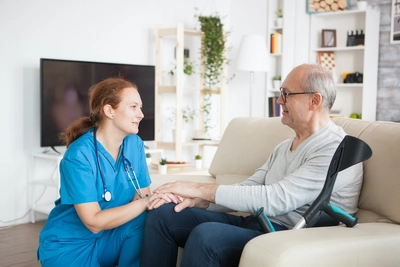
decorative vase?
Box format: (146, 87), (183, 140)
(357, 1), (368, 10)
(158, 164), (167, 174)
(195, 159), (203, 169)
(273, 80), (281, 91)
(275, 18), (283, 28)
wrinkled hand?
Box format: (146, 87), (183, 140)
(146, 192), (183, 210)
(155, 180), (218, 204)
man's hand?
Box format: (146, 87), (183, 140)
(154, 180), (218, 203)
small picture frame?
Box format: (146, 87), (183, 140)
(390, 0), (400, 43)
(321, 29), (337, 48)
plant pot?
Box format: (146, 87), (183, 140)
(158, 164), (167, 174)
(275, 18), (283, 28)
(195, 159), (203, 169)
(357, 1), (367, 10)
(273, 80), (281, 90)
(146, 157), (152, 165)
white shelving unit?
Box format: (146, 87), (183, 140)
(265, 0), (299, 117)
(155, 23), (225, 161)
(309, 9), (380, 121)
(30, 152), (62, 223)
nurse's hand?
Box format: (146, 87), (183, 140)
(147, 192), (183, 210)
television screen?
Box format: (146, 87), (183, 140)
(40, 58), (155, 147)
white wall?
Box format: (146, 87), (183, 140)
(0, 0), (267, 226)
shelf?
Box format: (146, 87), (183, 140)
(158, 27), (202, 37)
(312, 46), (364, 52)
(158, 86), (202, 94)
(311, 9), (366, 17)
(155, 23), (227, 161)
(309, 8), (380, 121)
(336, 83), (363, 88)
(30, 152), (61, 223)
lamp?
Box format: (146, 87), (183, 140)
(236, 35), (270, 116)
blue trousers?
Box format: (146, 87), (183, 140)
(40, 212), (146, 267)
(140, 203), (287, 267)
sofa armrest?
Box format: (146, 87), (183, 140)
(239, 223), (400, 267)
(150, 174), (216, 191)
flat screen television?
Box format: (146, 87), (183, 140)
(40, 58), (155, 148)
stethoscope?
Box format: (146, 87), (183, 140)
(93, 128), (143, 202)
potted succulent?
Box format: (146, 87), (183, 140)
(158, 157), (168, 174)
(194, 154), (203, 169)
(275, 8), (283, 28)
(145, 153), (152, 165)
(272, 75), (282, 90)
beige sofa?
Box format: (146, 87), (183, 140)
(151, 117), (400, 266)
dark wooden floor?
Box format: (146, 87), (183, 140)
(0, 220), (45, 267)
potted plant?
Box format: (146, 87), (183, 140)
(168, 106), (198, 142)
(272, 75), (281, 90)
(275, 8), (283, 28)
(167, 57), (196, 86)
(357, 0), (368, 10)
(197, 14), (229, 137)
(145, 153), (152, 165)
(194, 154), (203, 169)
(158, 157), (168, 174)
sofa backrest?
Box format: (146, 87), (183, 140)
(332, 118), (400, 224)
(209, 117), (294, 184)
(210, 117), (400, 225)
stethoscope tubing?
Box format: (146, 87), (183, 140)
(93, 128), (143, 201)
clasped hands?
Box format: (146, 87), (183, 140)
(147, 180), (216, 212)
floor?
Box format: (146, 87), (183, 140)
(0, 220), (45, 267)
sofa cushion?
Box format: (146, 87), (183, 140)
(239, 223), (400, 267)
(333, 118), (400, 224)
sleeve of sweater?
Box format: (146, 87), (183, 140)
(214, 125), (346, 217)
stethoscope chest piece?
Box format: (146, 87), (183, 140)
(103, 190), (112, 202)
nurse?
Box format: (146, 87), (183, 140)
(37, 77), (176, 267)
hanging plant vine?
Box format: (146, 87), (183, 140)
(197, 14), (228, 134)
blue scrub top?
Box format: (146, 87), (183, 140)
(38, 129), (151, 261)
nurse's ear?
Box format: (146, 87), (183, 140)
(103, 105), (115, 119)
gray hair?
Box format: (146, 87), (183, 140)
(300, 64), (336, 112)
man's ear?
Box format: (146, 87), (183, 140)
(310, 93), (323, 111)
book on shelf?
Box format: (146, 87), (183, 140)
(268, 97), (281, 117)
(329, 109), (341, 118)
(270, 32), (282, 54)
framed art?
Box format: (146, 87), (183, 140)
(321, 29), (337, 47)
(391, 0), (400, 43)
(306, 0), (350, 14)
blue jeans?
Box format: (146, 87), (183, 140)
(140, 203), (287, 267)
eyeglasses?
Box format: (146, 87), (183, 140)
(279, 87), (315, 103)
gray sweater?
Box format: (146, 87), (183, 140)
(214, 120), (363, 229)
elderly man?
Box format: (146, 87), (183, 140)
(140, 64), (363, 267)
